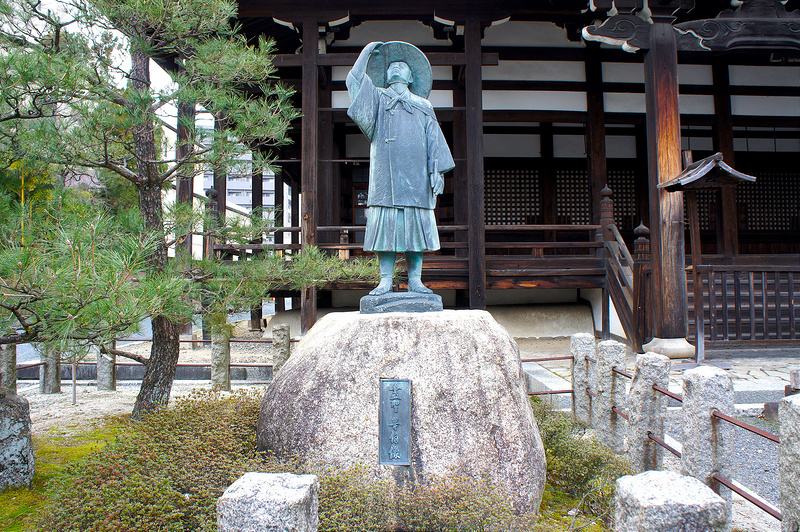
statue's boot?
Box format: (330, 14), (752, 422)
(369, 252), (396, 295)
(406, 251), (432, 293)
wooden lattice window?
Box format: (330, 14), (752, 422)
(556, 168), (590, 225)
(735, 170), (800, 231)
(484, 168), (540, 225)
(607, 167), (638, 231)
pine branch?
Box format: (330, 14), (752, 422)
(100, 344), (148, 366)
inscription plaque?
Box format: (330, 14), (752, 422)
(378, 378), (412, 466)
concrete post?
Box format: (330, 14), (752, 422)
(39, 347), (61, 394)
(681, 366), (734, 528)
(1, 343), (17, 393)
(211, 332), (231, 391)
(780, 395), (800, 532)
(593, 339), (627, 453)
(97, 343), (116, 391)
(272, 324), (291, 373)
(571, 333), (595, 425)
(626, 352), (670, 472)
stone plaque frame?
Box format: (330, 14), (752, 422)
(378, 378), (412, 466)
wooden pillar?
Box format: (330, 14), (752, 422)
(213, 116), (227, 220)
(540, 122), (556, 225)
(465, 19), (486, 309)
(644, 24), (687, 340)
(250, 149), (264, 331)
(176, 101), (195, 254)
(712, 61), (738, 258)
(319, 67), (334, 243)
(453, 65), (469, 260)
(300, 18), (319, 332)
(585, 47), (607, 225)
(635, 123), (650, 226)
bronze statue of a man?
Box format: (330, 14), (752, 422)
(347, 41), (455, 295)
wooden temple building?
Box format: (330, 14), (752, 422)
(200, 0), (800, 351)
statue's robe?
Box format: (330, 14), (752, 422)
(347, 72), (455, 252)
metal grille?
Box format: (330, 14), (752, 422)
(484, 168), (540, 225)
(556, 168), (590, 225)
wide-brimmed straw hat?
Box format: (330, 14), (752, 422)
(365, 41), (433, 99)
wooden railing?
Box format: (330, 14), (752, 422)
(688, 260), (800, 346)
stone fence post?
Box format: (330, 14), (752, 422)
(781, 395), (800, 532)
(681, 366), (734, 528)
(218, 472), (318, 532)
(272, 324), (291, 373)
(625, 352), (670, 472)
(593, 339), (627, 453)
(212, 330), (232, 391)
(1, 343), (16, 393)
(570, 333), (595, 425)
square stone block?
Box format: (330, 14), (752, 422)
(615, 470), (728, 532)
(218, 472), (318, 532)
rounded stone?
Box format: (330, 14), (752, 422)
(256, 310), (546, 514)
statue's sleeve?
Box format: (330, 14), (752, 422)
(426, 116), (455, 175)
(346, 71), (380, 142)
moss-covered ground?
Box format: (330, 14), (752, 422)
(2, 393), (624, 531)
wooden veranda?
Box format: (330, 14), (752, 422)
(191, 0), (800, 350)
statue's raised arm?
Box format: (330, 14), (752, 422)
(346, 41), (455, 309)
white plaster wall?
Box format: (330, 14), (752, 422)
(677, 64), (713, 85)
(332, 20), (442, 47)
(731, 95), (800, 117)
(602, 62), (644, 84)
(606, 136), (637, 159)
(484, 134), (540, 157)
(678, 94), (714, 115)
(483, 90), (587, 111)
(332, 65), (451, 81)
(483, 61), (585, 81)
(553, 135), (586, 158)
(729, 65), (800, 86)
(332, 89), (452, 108)
(579, 288), (625, 338)
(604, 92), (646, 113)
(482, 21), (583, 48)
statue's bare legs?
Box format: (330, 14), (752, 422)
(370, 252), (396, 295)
(406, 251), (432, 293)
(369, 251), (432, 295)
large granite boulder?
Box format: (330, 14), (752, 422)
(0, 390), (35, 490)
(257, 310), (546, 514)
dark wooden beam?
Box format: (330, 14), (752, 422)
(585, 47), (606, 225)
(213, 116), (227, 220)
(539, 122), (556, 225)
(712, 61), (738, 258)
(465, 19), (486, 309)
(272, 52), (499, 67)
(644, 23), (687, 340)
(300, 18), (318, 333)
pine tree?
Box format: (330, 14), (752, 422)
(0, 0), (375, 418)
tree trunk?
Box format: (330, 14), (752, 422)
(128, 46), (182, 420)
(0, 343), (17, 393)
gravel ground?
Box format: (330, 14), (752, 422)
(665, 410), (781, 532)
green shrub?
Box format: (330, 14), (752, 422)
(530, 398), (631, 519)
(32, 391), (616, 532)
